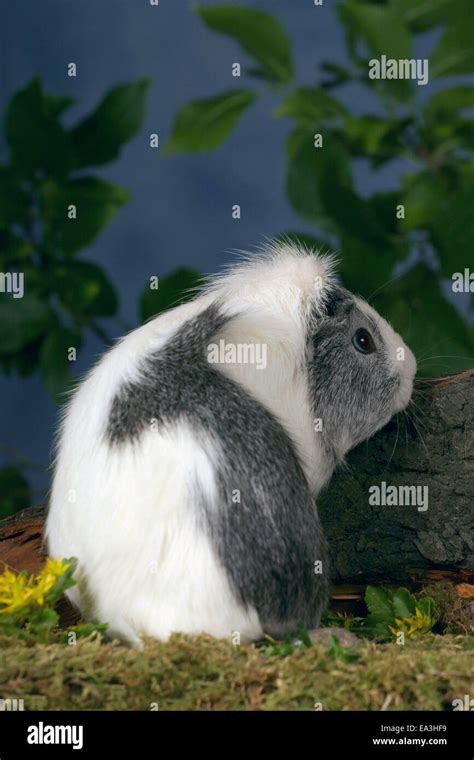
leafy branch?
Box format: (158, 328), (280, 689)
(167, 0), (474, 377)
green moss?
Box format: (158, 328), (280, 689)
(0, 632), (472, 711)
(418, 582), (474, 634)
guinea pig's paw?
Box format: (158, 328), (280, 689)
(106, 622), (144, 650)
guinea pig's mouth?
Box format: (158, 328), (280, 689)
(393, 373), (416, 414)
(390, 344), (417, 414)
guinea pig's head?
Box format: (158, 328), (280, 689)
(307, 285), (417, 461)
(203, 241), (416, 468)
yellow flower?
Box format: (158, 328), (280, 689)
(0, 559), (71, 616)
(0, 568), (32, 614)
(33, 558), (71, 606)
(389, 607), (434, 639)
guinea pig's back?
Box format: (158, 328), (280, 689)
(46, 298), (327, 644)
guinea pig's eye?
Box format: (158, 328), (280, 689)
(352, 327), (376, 355)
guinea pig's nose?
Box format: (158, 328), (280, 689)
(393, 334), (417, 379)
(403, 343), (417, 379)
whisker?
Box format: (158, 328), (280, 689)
(408, 406), (430, 439)
(417, 354), (473, 364)
(401, 410), (409, 450)
(381, 413), (400, 475)
(412, 388), (433, 404)
(415, 343), (442, 363)
(405, 405), (432, 471)
(366, 271), (406, 303)
(412, 387), (431, 402)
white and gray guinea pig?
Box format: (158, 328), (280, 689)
(46, 242), (417, 646)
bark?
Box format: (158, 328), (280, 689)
(319, 369), (474, 590)
(0, 505), (79, 626)
(0, 370), (473, 621)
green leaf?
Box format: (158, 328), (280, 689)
(5, 78), (75, 179)
(44, 93), (75, 118)
(417, 596), (436, 618)
(287, 129), (390, 246)
(367, 190), (402, 236)
(47, 558), (78, 601)
(430, 184), (474, 275)
(0, 166), (31, 228)
(320, 62), (352, 87)
(165, 90), (256, 154)
(0, 339), (42, 377)
(339, 2), (412, 100)
(392, 588), (417, 618)
(52, 260), (118, 318)
(0, 467), (31, 519)
(71, 79), (150, 167)
(39, 326), (81, 403)
(390, 0), (469, 32)
(401, 172), (446, 230)
(365, 586), (394, 622)
(342, 116), (412, 166)
(297, 627), (313, 649)
(338, 192), (407, 298)
(451, 120), (474, 152)
(0, 231), (33, 269)
(0, 293), (54, 353)
(286, 129), (352, 232)
(32, 607), (59, 632)
(40, 177), (130, 255)
(448, 160), (474, 190)
(339, 234), (399, 298)
(65, 622), (108, 639)
(261, 639), (295, 657)
(327, 635), (360, 662)
(363, 586), (395, 638)
(424, 86), (474, 120)
(431, 11), (474, 76)
(319, 184), (388, 247)
(372, 264), (474, 376)
(195, 4), (293, 84)
(344, 116), (391, 155)
(276, 86), (347, 125)
(339, 2), (411, 59)
(140, 267), (202, 322)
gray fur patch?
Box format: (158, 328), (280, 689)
(309, 287), (399, 457)
(106, 304), (328, 635)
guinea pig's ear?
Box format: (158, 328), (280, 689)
(319, 286), (354, 320)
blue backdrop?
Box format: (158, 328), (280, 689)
(0, 0), (442, 500)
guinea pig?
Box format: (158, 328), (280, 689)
(45, 241), (417, 646)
